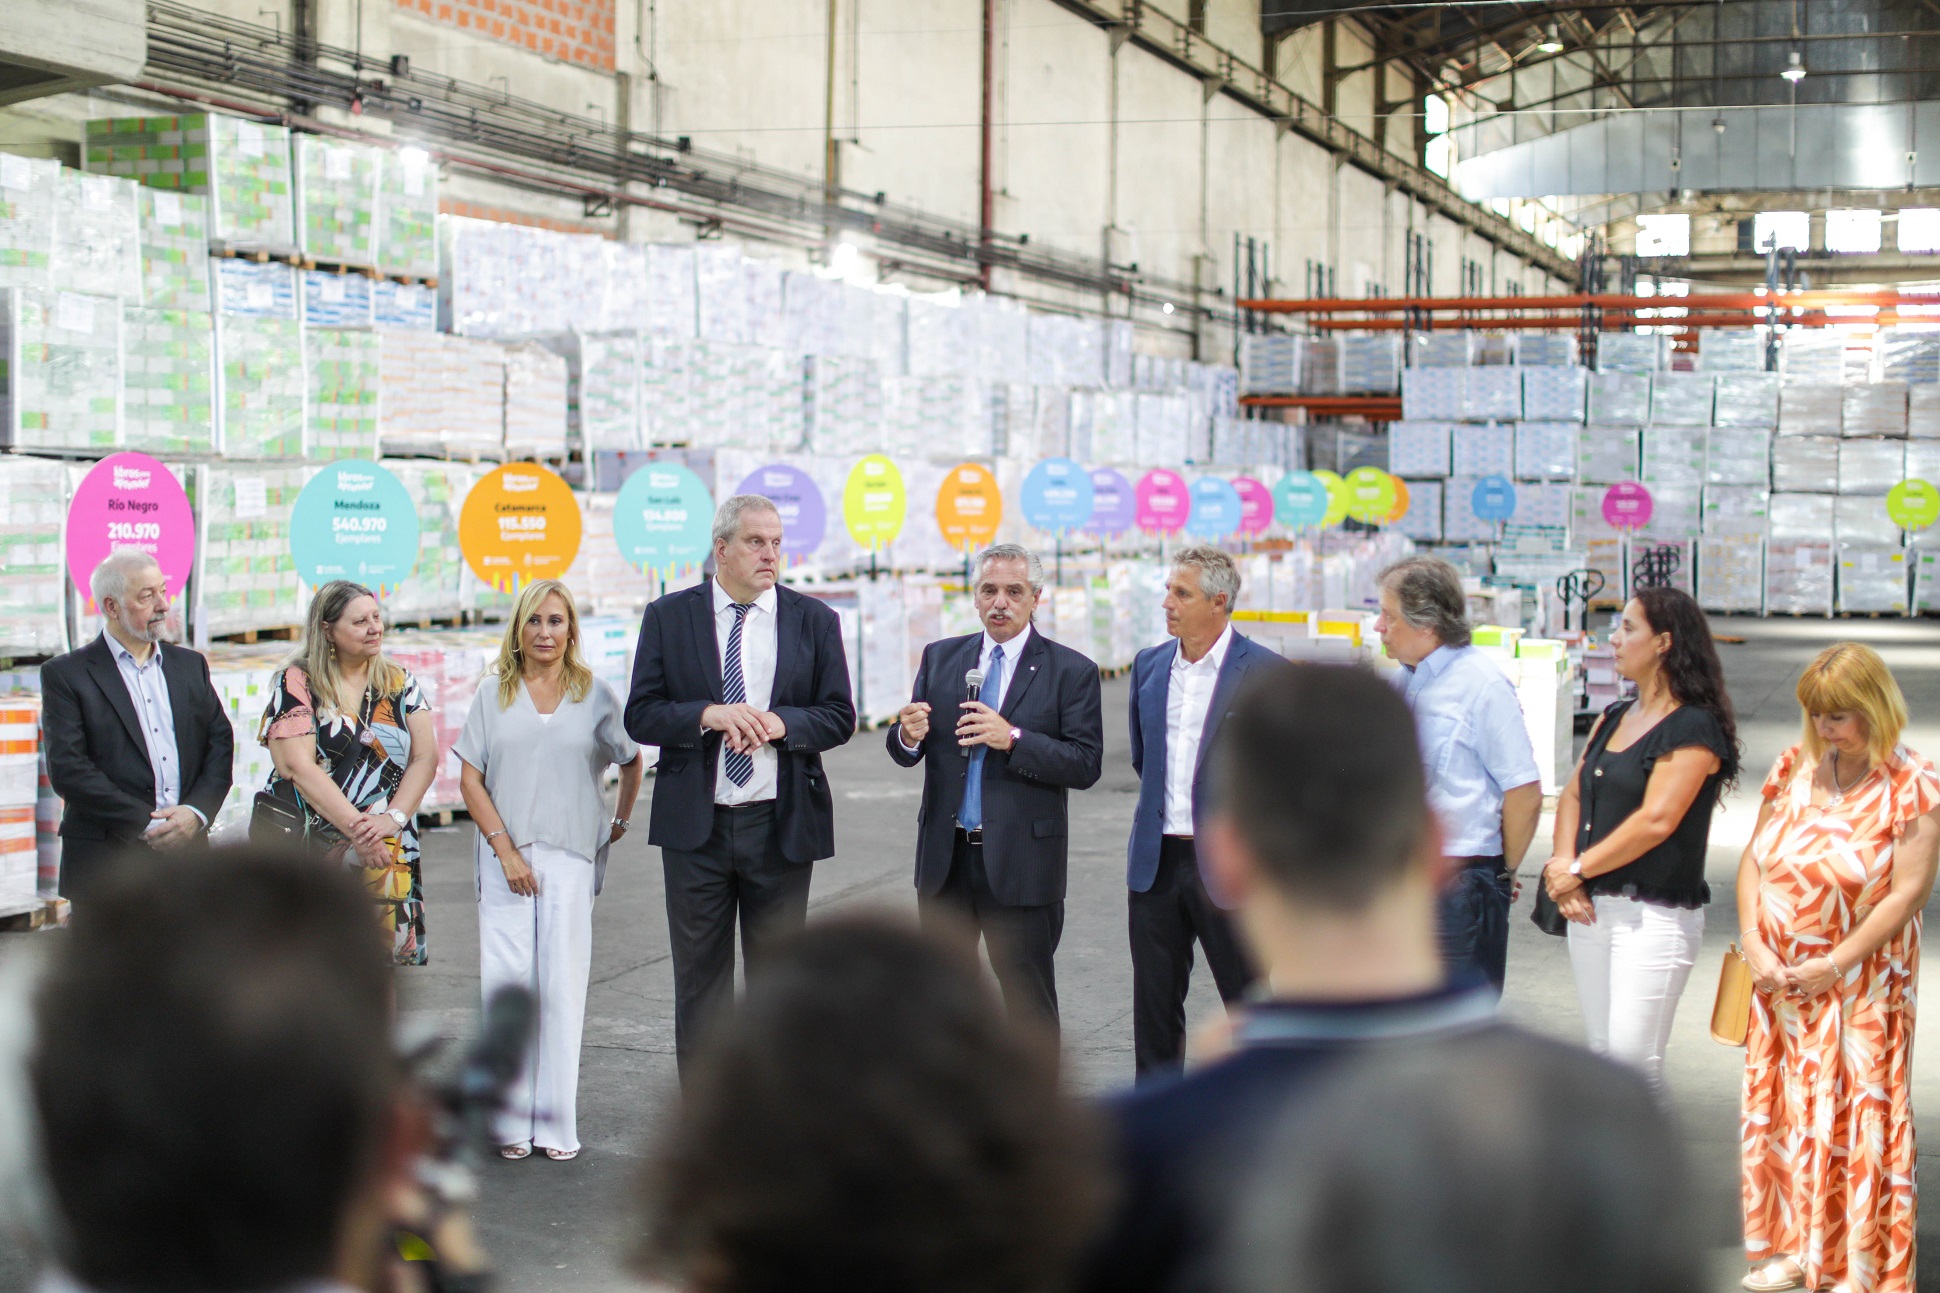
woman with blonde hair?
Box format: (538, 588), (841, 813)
(1739, 643), (1940, 1293)
(259, 580), (438, 965)
(456, 578), (642, 1162)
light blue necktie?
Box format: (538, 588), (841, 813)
(958, 644), (1004, 831)
(722, 602), (753, 787)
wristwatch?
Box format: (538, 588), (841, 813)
(1007, 726), (1023, 749)
(1568, 860), (1584, 879)
(387, 808), (411, 830)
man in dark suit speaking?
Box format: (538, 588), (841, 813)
(1125, 546), (1277, 1078)
(887, 543), (1103, 1030)
(626, 494), (855, 1073)
(41, 549), (233, 902)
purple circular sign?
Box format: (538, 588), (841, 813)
(1135, 468), (1190, 536)
(1602, 481), (1654, 531)
(1231, 476), (1273, 535)
(736, 463), (827, 558)
(1086, 467), (1135, 537)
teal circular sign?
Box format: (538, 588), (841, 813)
(290, 460), (420, 593)
(1185, 476), (1243, 540)
(614, 462), (714, 574)
(1273, 471), (1332, 529)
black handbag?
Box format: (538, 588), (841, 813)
(249, 788), (309, 845)
(1530, 882), (1569, 937)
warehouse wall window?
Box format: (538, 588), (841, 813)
(1422, 95), (1451, 177)
(1899, 208), (1940, 253)
(1753, 211), (1810, 253)
(1825, 209), (1882, 254)
(1635, 214), (1691, 257)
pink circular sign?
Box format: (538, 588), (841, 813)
(1602, 481), (1654, 531)
(67, 452), (196, 607)
(1135, 468), (1189, 536)
(1231, 476), (1274, 535)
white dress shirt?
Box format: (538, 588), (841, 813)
(104, 631), (204, 827)
(1396, 644), (1542, 856)
(712, 580), (780, 805)
(1162, 624), (1232, 835)
(900, 624), (1033, 753)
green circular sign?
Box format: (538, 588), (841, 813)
(1887, 478), (1940, 531)
(1342, 467), (1400, 525)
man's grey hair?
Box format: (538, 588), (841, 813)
(712, 494), (782, 547)
(973, 543), (1044, 593)
(1171, 545), (1241, 610)
(1377, 556), (1471, 649)
(89, 548), (163, 611)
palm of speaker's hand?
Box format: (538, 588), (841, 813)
(956, 701), (1014, 750)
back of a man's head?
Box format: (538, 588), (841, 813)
(1226, 1029), (1704, 1293)
(28, 848), (396, 1293)
(1212, 662), (1431, 908)
(636, 914), (1110, 1293)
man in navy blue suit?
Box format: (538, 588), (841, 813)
(887, 543), (1103, 1030)
(625, 494), (856, 1074)
(1125, 546), (1274, 1078)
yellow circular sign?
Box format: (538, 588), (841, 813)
(1312, 469), (1348, 529)
(935, 462), (1003, 553)
(458, 462), (583, 593)
(843, 454), (907, 550)
(1343, 467), (1400, 525)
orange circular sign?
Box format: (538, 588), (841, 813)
(1383, 477), (1412, 527)
(458, 462), (583, 593)
(935, 462), (1003, 553)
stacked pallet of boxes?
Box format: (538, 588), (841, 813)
(0, 695), (40, 915)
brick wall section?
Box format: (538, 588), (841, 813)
(398, 0), (616, 72)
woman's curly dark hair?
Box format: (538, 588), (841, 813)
(1632, 586), (1741, 788)
(636, 914), (1112, 1293)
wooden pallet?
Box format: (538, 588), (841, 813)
(209, 243), (438, 288)
(0, 896), (67, 932)
(213, 624), (303, 645)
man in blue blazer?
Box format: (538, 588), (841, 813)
(1125, 546), (1275, 1078)
(888, 543), (1103, 1030)
(626, 494), (856, 1074)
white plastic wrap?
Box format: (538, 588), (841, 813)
(1240, 332), (1302, 395)
(304, 326), (380, 461)
(1704, 428), (1772, 486)
(1521, 365), (1587, 421)
(502, 342), (569, 459)
(1842, 383), (1908, 438)
(1576, 425), (1640, 485)
(1338, 334), (1402, 395)
(0, 288), (123, 452)
(1838, 439), (1905, 494)
(1388, 421), (1452, 477)
(53, 170), (141, 300)
(1769, 493), (1836, 540)
(1771, 437), (1840, 493)
(375, 147), (439, 279)
(1586, 371), (1651, 424)
(1765, 540), (1834, 615)
(1451, 422), (1514, 478)
(1395, 478), (1442, 541)
(1595, 332), (1666, 373)
(1647, 372), (1715, 426)
(1837, 545), (1909, 614)
(1712, 372), (1780, 428)
(0, 155), (57, 290)
(378, 330), (505, 459)
(1697, 331), (1766, 372)
(213, 259), (299, 319)
(1462, 366), (1522, 421)
(195, 464), (312, 634)
(1401, 367), (1464, 421)
(294, 135), (379, 267)
(124, 305), (215, 457)
(1640, 427), (1706, 486)
(0, 457), (69, 655)
(1778, 383), (1843, 436)
(1697, 534), (1764, 612)
(1701, 486), (1769, 535)
(216, 313), (304, 458)
(85, 114), (296, 254)
(1834, 494), (1902, 546)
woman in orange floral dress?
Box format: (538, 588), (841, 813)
(1739, 643), (1940, 1293)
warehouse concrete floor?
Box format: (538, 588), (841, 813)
(5, 612), (1940, 1292)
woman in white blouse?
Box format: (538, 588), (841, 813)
(457, 579), (643, 1162)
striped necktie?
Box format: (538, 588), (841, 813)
(722, 602), (753, 786)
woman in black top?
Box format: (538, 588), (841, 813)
(1543, 587), (1739, 1090)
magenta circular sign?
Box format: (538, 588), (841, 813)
(1086, 467), (1135, 537)
(735, 462), (827, 559)
(1602, 481), (1654, 531)
(66, 452), (196, 608)
(1135, 468), (1190, 536)
(1232, 476), (1274, 535)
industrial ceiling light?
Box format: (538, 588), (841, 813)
(1161, 302), (1175, 315)
(1537, 23), (1564, 54)
(1713, 117), (1726, 135)
(1781, 50), (1806, 82)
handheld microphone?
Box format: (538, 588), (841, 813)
(961, 668), (984, 758)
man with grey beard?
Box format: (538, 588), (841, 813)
(39, 548), (233, 901)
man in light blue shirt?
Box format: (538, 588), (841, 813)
(1375, 556), (1542, 990)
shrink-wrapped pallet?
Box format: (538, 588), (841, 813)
(53, 170), (141, 300)
(123, 305), (215, 457)
(1697, 330), (1766, 372)
(305, 326), (380, 461)
(1395, 478), (1442, 541)
(85, 113), (295, 254)
(1704, 427), (1772, 486)
(1451, 422), (1515, 478)
(137, 188), (210, 310)
(1637, 484), (1701, 541)
(1388, 421), (1451, 477)
(1697, 534), (1765, 612)
(1701, 485), (1770, 535)
(1521, 364), (1587, 421)
(1837, 545), (1909, 614)
(647, 243), (697, 339)
(549, 332), (640, 455)
(1778, 383), (1843, 436)
(1780, 330), (1850, 385)
(294, 135), (378, 267)
(213, 258), (299, 319)
(216, 313), (304, 458)
(372, 279), (436, 332)
(1239, 332), (1302, 395)
(1401, 367), (1464, 420)
(1338, 334), (1402, 395)
(1838, 439), (1904, 495)
(1648, 372), (1715, 426)
(1641, 426), (1706, 486)
(0, 457), (67, 656)
(1462, 366), (1522, 421)
(1596, 332), (1666, 373)
(1514, 333), (1576, 366)
(301, 269), (373, 329)
(1834, 494), (1902, 546)
(378, 330), (505, 459)
(384, 462), (469, 619)
(1409, 331), (1477, 368)
(1586, 371), (1650, 424)
(375, 147), (438, 279)
(1770, 493), (1836, 540)
(1712, 372), (1780, 428)
(1771, 437), (1840, 493)
(196, 464), (311, 636)
(0, 155), (57, 289)
(1765, 540), (1835, 615)
(1843, 382), (1908, 438)
(502, 343), (569, 459)
(0, 288), (122, 451)
(1576, 425), (1640, 485)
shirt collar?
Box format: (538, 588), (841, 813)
(981, 622), (1032, 663)
(712, 579), (777, 617)
(1173, 623), (1234, 674)
(1405, 643), (1460, 680)
(1235, 978), (1498, 1047)
(101, 630), (158, 669)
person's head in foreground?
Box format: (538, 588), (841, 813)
(1224, 1029), (1705, 1293)
(15, 848), (410, 1293)
(1200, 661), (1446, 994)
(1794, 641), (1908, 767)
(635, 914), (1110, 1293)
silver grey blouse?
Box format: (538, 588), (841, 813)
(454, 675), (639, 879)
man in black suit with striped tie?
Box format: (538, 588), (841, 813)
(625, 494), (856, 1074)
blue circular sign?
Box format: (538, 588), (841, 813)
(1185, 476), (1243, 540)
(1020, 457), (1095, 535)
(1471, 475), (1518, 523)
(289, 460), (420, 593)
(614, 461), (715, 575)
(1272, 471), (1332, 530)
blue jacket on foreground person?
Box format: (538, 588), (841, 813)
(1078, 660), (1690, 1293)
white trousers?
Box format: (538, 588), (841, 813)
(477, 840), (595, 1153)
(1566, 893), (1704, 1090)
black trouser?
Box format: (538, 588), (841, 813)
(919, 830), (1063, 1033)
(660, 801), (812, 1077)
(1129, 835), (1254, 1079)
(1437, 854), (1512, 991)
(58, 832), (181, 903)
